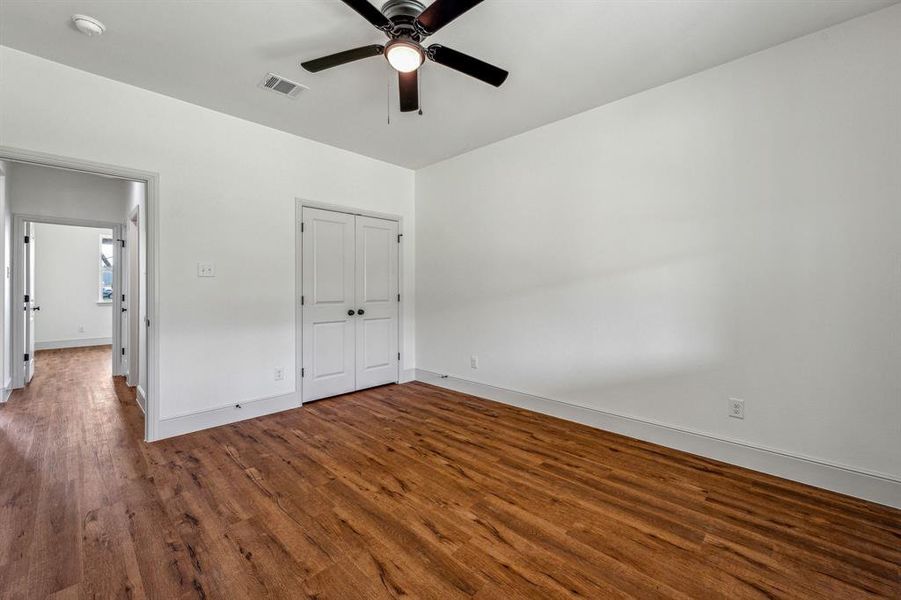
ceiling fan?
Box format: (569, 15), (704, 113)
(301, 0), (508, 113)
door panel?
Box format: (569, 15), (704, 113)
(313, 218), (352, 304)
(360, 225), (391, 302)
(302, 208), (356, 401)
(355, 216), (399, 389)
(311, 320), (350, 377)
(361, 317), (392, 369)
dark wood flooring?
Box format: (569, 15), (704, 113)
(0, 346), (898, 599)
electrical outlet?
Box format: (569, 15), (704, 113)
(274, 367), (285, 381)
(728, 398), (745, 419)
(470, 355), (479, 369)
(197, 263), (216, 278)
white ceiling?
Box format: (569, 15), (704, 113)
(0, 1), (895, 168)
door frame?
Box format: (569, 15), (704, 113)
(295, 199), (405, 407)
(13, 215), (125, 382)
(0, 145), (160, 443)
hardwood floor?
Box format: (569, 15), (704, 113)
(0, 347), (898, 599)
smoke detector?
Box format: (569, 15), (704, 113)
(72, 14), (105, 37)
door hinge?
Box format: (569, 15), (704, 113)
(300, 222), (304, 233)
(121, 347), (126, 356)
(24, 294), (29, 302)
(24, 235), (29, 244)
(397, 352), (401, 360)
(23, 353), (29, 362)
(117, 239), (126, 248)
(145, 317), (150, 328)
(301, 295), (305, 305)
(122, 294), (126, 302)
(301, 368), (305, 378)
(397, 233), (403, 243)
(397, 293), (401, 302)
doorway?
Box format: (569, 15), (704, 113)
(0, 146), (158, 441)
(298, 203), (403, 403)
(15, 216), (126, 386)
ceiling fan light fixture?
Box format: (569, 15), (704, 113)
(385, 40), (424, 73)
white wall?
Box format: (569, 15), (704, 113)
(33, 223), (113, 348)
(8, 162), (133, 223)
(415, 6), (901, 480)
(0, 46), (415, 428)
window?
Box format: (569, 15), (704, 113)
(99, 235), (114, 303)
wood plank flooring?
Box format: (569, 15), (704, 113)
(0, 346), (898, 599)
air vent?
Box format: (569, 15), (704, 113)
(259, 73), (307, 98)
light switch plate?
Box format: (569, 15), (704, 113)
(197, 263), (215, 278)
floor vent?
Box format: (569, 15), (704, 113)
(260, 73), (307, 98)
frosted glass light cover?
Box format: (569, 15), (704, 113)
(386, 43), (423, 73)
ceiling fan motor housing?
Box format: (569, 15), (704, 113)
(381, 0), (426, 23)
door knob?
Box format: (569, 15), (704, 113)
(357, 309), (365, 315)
(33, 306), (41, 311)
(347, 309), (355, 316)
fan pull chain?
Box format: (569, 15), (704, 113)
(418, 66), (423, 116)
(386, 67), (391, 125)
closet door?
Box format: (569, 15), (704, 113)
(354, 215), (399, 390)
(302, 207), (356, 402)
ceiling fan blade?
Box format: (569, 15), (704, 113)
(398, 70), (419, 113)
(301, 45), (384, 73)
(415, 0), (485, 35)
(340, 0), (392, 31)
(427, 45), (508, 87)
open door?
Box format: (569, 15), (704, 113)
(126, 212), (140, 386)
(23, 223), (37, 384)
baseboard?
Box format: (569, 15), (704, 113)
(414, 369), (901, 509)
(35, 337), (112, 350)
(155, 392), (300, 441)
(1, 378), (11, 403)
(136, 385), (146, 414)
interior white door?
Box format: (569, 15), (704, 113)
(354, 215), (399, 390)
(127, 216), (140, 385)
(24, 223), (36, 384)
(302, 207), (357, 402)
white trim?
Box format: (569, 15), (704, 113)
(156, 392), (298, 440)
(136, 385), (146, 414)
(414, 369), (901, 509)
(1, 378), (11, 403)
(35, 337), (112, 350)
(295, 199), (406, 407)
(0, 145), (160, 443)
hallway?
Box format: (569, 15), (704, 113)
(0, 346), (144, 598)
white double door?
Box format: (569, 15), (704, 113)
(301, 207), (399, 402)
